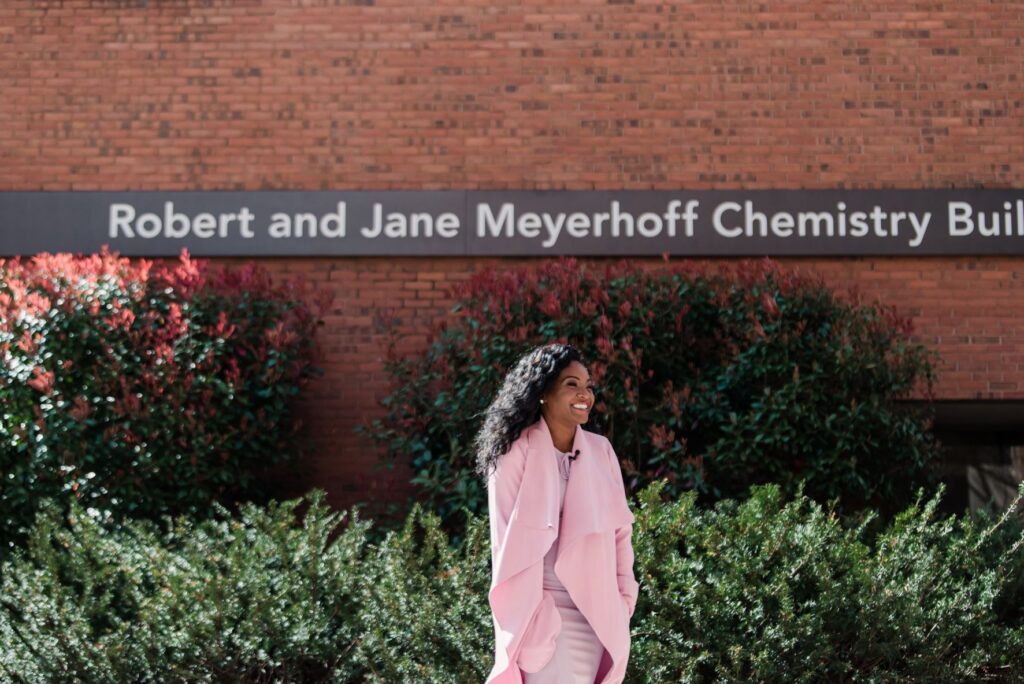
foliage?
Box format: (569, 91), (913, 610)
(0, 491), (371, 683)
(628, 479), (1024, 683)
(0, 247), (333, 555)
(349, 501), (493, 683)
(359, 256), (941, 536)
(0, 489), (492, 684)
(1, 483), (1021, 682)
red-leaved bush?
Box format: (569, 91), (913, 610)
(0, 246), (333, 553)
(360, 257), (942, 538)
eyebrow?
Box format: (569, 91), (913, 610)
(563, 375), (594, 383)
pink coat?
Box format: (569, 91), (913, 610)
(485, 416), (639, 684)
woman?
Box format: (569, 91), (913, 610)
(476, 343), (639, 684)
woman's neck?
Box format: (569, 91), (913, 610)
(543, 414), (576, 452)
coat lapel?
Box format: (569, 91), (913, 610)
(526, 416), (634, 555)
(565, 423), (633, 553)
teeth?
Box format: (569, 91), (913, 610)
(572, 404), (588, 409)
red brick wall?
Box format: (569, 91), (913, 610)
(3, 0), (1022, 190)
(4, 1), (1023, 510)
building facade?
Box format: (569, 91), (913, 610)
(3, 0), (1023, 514)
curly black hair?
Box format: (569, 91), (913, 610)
(474, 342), (595, 482)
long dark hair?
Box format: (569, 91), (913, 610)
(474, 342), (593, 482)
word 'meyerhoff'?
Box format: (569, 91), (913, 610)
(476, 200), (700, 248)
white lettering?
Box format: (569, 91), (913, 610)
(436, 212), (459, 238)
(610, 201), (634, 237)
(907, 212), (931, 247)
(238, 207), (256, 237)
(889, 211), (905, 237)
(109, 204), (135, 237)
(383, 211), (405, 238)
(363, 203), (458, 239)
(949, 202), (973, 236)
(637, 212), (662, 237)
(948, 201), (1024, 238)
(540, 213), (566, 248)
(565, 212), (590, 238)
(849, 212), (869, 236)
(136, 213), (161, 239)
(518, 212), (541, 238)
(362, 203), (384, 238)
(268, 213), (290, 238)
(165, 203), (192, 238)
(712, 202), (743, 237)
(679, 199), (699, 237)
(110, 202), (257, 239)
(295, 213), (317, 238)
(745, 201), (768, 237)
(978, 209), (1000, 237)
(477, 203), (514, 238)
(798, 212), (834, 237)
(771, 212), (794, 237)
(319, 203), (344, 238)
(870, 206), (888, 236)
(409, 213), (433, 237)
(192, 213), (216, 238)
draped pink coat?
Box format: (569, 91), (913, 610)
(485, 416), (639, 684)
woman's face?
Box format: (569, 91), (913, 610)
(541, 360), (595, 427)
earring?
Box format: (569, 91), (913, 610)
(540, 399), (545, 404)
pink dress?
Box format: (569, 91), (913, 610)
(519, 447), (607, 683)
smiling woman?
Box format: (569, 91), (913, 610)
(475, 343), (638, 684)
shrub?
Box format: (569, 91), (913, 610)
(348, 501), (493, 683)
(1, 483), (1021, 682)
(0, 247), (333, 555)
(628, 479), (1024, 682)
(0, 490), (492, 684)
(0, 491), (373, 683)
(359, 257), (941, 535)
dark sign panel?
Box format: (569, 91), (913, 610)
(2, 190), (1023, 256)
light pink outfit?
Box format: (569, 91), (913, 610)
(522, 447), (605, 682)
(486, 416), (639, 684)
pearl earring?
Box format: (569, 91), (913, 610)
(540, 399), (545, 404)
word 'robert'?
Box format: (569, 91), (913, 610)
(110, 203), (258, 238)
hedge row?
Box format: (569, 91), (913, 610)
(1, 481), (1021, 683)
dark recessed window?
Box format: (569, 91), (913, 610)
(915, 400), (1024, 516)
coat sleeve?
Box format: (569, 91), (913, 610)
(607, 439), (641, 620)
(488, 440), (526, 571)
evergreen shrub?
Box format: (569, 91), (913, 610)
(0, 492), (372, 683)
(0, 247), (333, 554)
(628, 480), (1024, 683)
(0, 483), (1021, 682)
(359, 257), (941, 534)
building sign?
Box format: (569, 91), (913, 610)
(2, 190), (1024, 256)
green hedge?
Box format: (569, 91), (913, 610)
(359, 257), (941, 538)
(0, 248), (332, 555)
(630, 481), (1024, 682)
(2, 483), (1021, 682)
